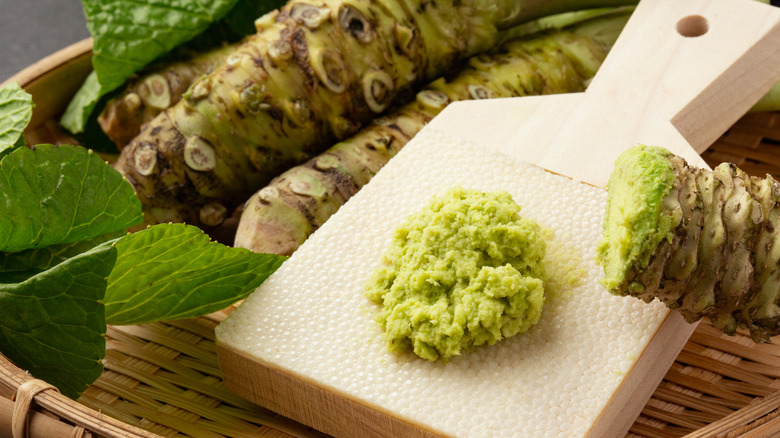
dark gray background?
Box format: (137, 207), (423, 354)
(1, 0), (89, 82)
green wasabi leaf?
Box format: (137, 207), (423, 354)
(62, 0), (285, 134)
(60, 0), (243, 134)
(0, 82), (33, 158)
(61, 73), (119, 153)
(0, 144), (142, 253)
(13, 133), (25, 149)
(84, 0), (240, 94)
(59, 71), (100, 136)
(182, 0), (285, 51)
(0, 233), (123, 283)
(0, 241), (115, 399)
(105, 223), (286, 325)
(219, 0), (286, 36)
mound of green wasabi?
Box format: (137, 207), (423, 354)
(366, 187), (546, 361)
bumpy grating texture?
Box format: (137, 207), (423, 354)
(216, 128), (671, 437)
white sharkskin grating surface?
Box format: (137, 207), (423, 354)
(216, 128), (670, 437)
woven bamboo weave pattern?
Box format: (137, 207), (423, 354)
(77, 309), (323, 438)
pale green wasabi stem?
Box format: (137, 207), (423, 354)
(598, 144), (780, 342)
(366, 187), (546, 361)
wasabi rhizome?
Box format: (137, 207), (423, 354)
(599, 144), (780, 342)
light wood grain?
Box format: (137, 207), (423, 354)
(3, 8), (780, 438)
(219, 344), (441, 438)
(428, 0), (780, 187)
(427, 0), (780, 436)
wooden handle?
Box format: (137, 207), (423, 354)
(587, 0), (780, 150)
(538, 0), (780, 185)
(426, 0), (780, 187)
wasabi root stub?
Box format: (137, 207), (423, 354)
(366, 187), (547, 361)
(597, 144), (780, 342)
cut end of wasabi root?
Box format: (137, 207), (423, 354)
(597, 144), (780, 343)
(366, 187), (546, 361)
(596, 145), (680, 292)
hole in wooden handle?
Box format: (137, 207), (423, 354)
(677, 15), (708, 37)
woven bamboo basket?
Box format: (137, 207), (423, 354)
(2, 39), (780, 438)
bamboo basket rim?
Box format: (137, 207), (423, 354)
(3, 38), (780, 438)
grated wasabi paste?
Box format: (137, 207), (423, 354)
(366, 187), (546, 361)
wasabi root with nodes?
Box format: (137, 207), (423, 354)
(234, 14), (627, 255)
(597, 144), (780, 342)
(98, 44), (236, 148)
(366, 187), (546, 361)
(112, 0), (638, 227)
